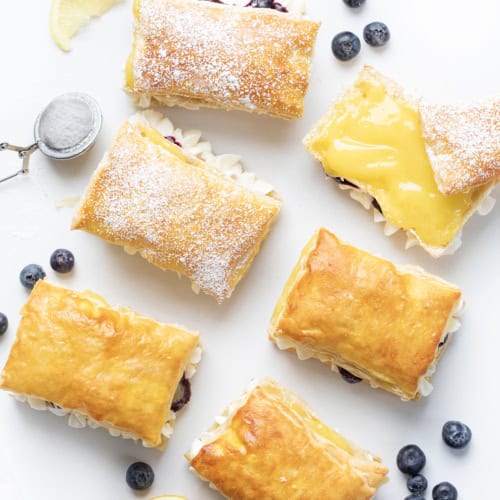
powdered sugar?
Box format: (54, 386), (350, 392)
(421, 100), (500, 194)
(73, 119), (281, 302)
(129, 0), (320, 118)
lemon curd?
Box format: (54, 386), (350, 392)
(310, 78), (487, 248)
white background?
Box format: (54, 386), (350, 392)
(0, 1), (499, 498)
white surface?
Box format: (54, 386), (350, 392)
(0, 1), (498, 499)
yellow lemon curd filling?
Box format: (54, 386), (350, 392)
(309, 78), (488, 248)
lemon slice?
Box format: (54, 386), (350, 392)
(50, 0), (120, 51)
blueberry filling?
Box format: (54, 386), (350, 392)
(205, 0), (288, 11)
(338, 366), (363, 384)
(171, 374), (191, 412)
(371, 198), (383, 214)
(332, 176), (359, 189)
(164, 135), (183, 148)
(438, 334), (449, 348)
(245, 0), (288, 11)
(48, 402), (63, 410)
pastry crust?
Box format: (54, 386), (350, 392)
(421, 100), (500, 194)
(187, 378), (388, 499)
(125, 0), (320, 119)
(0, 280), (201, 448)
(71, 115), (281, 303)
(303, 65), (495, 257)
(269, 229), (463, 400)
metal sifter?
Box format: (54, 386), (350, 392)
(0, 92), (102, 184)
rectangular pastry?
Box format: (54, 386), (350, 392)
(269, 228), (463, 401)
(72, 111), (281, 303)
(187, 378), (388, 499)
(0, 280), (202, 449)
(125, 0), (320, 119)
(303, 65), (497, 257)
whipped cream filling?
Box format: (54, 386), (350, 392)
(129, 110), (276, 197)
(273, 297), (464, 400)
(337, 182), (496, 258)
(11, 345), (202, 447)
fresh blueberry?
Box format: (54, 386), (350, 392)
(171, 374), (192, 412)
(337, 366), (362, 384)
(126, 462), (154, 490)
(50, 249), (75, 273)
(363, 21), (391, 47)
(408, 474), (428, 494)
(343, 0), (366, 7)
(442, 420), (472, 449)
(331, 32), (361, 61)
(397, 444), (426, 475)
(19, 264), (46, 290)
(0, 313), (8, 335)
(432, 482), (458, 500)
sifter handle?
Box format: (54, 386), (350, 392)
(0, 141), (39, 184)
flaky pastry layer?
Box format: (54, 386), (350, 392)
(125, 0), (320, 119)
(269, 229), (463, 401)
(187, 378), (388, 499)
(0, 280), (201, 448)
(72, 112), (281, 302)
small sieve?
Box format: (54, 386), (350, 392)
(0, 92), (102, 184)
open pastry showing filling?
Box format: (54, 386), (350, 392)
(303, 65), (497, 257)
(187, 378), (388, 499)
(269, 229), (463, 401)
(0, 280), (202, 449)
(72, 111), (281, 303)
(125, 0), (320, 119)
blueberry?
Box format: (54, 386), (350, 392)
(50, 249), (75, 273)
(0, 312), (8, 335)
(408, 474), (428, 494)
(245, 0), (288, 11)
(343, 0), (366, 7)
(19, 264), (46, 290)
(432, 481), (458, 500)
(126, 462), (154, 490)
(171, 374), (192, 412)
(397, 444), (426, 475)
(442, 420), (472, 449)
(337, 366), (362, 384)
(331, 32), (361, 61)
(363, 21), (391, 47)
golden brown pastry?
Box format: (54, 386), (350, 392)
(187, 378), (388, 499)
(72, 111), (281, 303)
(0, 280), (202, 449)
(303, 65), (497, 257)
(420, 100), (500, 195)
(125, 0), (320, 119)
(269, 228), (463, 401)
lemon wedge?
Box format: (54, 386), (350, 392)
(50, 0), (120, 51)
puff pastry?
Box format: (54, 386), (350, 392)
(303, 65), (496, 257)
(72, 111), (281, 303)
(269, 228), (463, 401)
(0, 280), (201, 449)
(125, 0), (320, 119)
(420, 100), (500, 195)
(187, 378), (388, 499)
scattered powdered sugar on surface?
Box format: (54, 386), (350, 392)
(421, 100), (500, 194)
(132, 0), (318, 117)
(75, 122), (280, 302)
